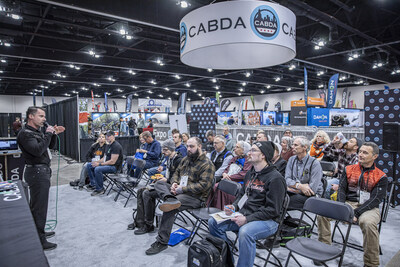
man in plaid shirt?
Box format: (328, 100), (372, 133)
(144, 137), (215, 255)
(322, 134), (363, 198)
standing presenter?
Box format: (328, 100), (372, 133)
(17, 106), (65, 251)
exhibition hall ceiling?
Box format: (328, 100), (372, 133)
(0, 0), (399, 100)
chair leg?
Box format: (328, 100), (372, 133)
(124, 192), (132, 208)
(186, 219), (201, 245)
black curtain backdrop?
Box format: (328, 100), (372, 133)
(364, 88), (400, 206)
(0, 113), (8, 137)
(45, 96), (79, 161)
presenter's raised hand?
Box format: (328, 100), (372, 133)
(54, 125), (66, 134)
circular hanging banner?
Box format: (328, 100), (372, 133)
(180, 0), (296, 70)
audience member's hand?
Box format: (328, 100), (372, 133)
(231, 215), (247, 227)
(222, 173), (231, 180)
(92, 161), (100, 167)
(136, 149), (140, 153)
(170, 183), (178, 194)
(353, 217), (358, 224)
(287, 187), (300, 194)
(157, 166), (163, 172)
(332, 184), (339, 191)
(298, 184), (315, 196)
(159, 177), (167, 183)
(333, 136), (340, 144)
(224, 205), (235, 216)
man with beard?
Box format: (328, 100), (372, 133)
(322, 134), (362, 198)
(208, 141), (286, 267)
(143, 137), (215, 255)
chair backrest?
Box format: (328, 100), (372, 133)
(303, 197), (354, 223)
(217, 179), (241, 197)
(320, 161), (336, 173)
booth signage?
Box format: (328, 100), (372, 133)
(180, 1), (296, 69)
(307, 108), (330, 127)
(138, 98), (172, 108)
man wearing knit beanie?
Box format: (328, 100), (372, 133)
(208, 141), (286, 267)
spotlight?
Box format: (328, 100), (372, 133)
(274, 77), (281, 82)
(299, 81), (304, 85)
(207, 68), (213, 72)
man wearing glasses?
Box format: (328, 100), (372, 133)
(208, 135), (233, 182)
(143, 137), (215, 255)
(208, 141), (286, 267)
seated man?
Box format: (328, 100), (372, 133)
(317, 142), (388, 267)
(173, 132), (187, 157)
(208, 141), (286, 267)
(144, 137), (215, 255)
(284, 136), (323, 210)
(256, 131), (268, 141)
(133, 131), (161, 178)
(322, 134), (361, 198)
(205, 130), (216, 156)
(211, 141), (252, 209)
(86, 131), (123, 196)
(127, 139), (183, 231)
(223, 126), (234, 151)
(209, 135), (233, 182)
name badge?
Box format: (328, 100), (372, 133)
(359, 190), (370, 205)
(166, 169), (170, 180)
(237, 194), (248, 209)
(47, 148), (52, 160)
(180, 175), (188, 187)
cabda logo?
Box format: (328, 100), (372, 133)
(180, 22), (187, 53)
(251, 5), (280, 40)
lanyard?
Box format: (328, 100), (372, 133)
(358, 167), (370, 191)
(291, 155), (310, 182)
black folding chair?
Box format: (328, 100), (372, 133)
(320, 161), (336, 179)
(104, 156), (135, 199)
(331, 181), (395, 255)
(185, 179), (241, 245)
(113, 158), (147, 207)
(284, 198), (354, 267)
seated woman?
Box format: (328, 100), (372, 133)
(211, 141), (252, 210)
(280, 136), (294, 161)
(182, 133), (190, 146)
(309, 130), (330, 160)
(70, 134), (107, 190)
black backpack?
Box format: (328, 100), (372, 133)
(279, 217), (311, 246)
(188, 235), (234, 267)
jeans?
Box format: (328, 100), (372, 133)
(208, 217), (278, 267)
(24, 165), (52, 243)
(146, 167), (167, 177)
(86, 163), (117, 191)
(154, 181), (202, 244)
(78, 162), (89, 187)
(133, 160), (157, 178)
(324, 178), (339, 199)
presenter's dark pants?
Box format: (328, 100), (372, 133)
(24, 165), (51, 243)
(154, 181), (202, 244)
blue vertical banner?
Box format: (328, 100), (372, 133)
(104, 93), (108, 112)
(304, 67), (308, 108)
(33, 92), (36, 106)
(41, 89), (45, 105)
(327, 73), (339, 108)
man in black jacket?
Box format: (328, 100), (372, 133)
(208, 141), (286, 267)
(17, 106), (65, 251)
(127, 139), (183, 232)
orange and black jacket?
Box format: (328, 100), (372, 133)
(338, 163), (388, 218)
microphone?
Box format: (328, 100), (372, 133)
(44, 122), (49, 127)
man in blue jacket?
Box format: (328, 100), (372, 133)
(172, 132), (187, 157)
(133, 131), (161, 177)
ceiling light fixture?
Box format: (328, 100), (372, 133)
(260, 90), (265, 94)
(185, 82), (191, 87)
(177, 1), (190, 8)
(298, 81), (304, 85)
(174, 74), (181, 79)
(241, 82), (247, 86)
(193, 89), (197, 93)
(317, 70), (325, 76)
(128, 70), (136, 75)
(265, 85), (271, 89)
(207, 68), (213, 72)
(149, 79), (157, 85)
(288, 63), (296, 70)
(211, 78), (217, 83)
(214, 86), (219, 90)
(287, 87), (292, 91)
(244, 71), (251, 78)
(318, 84), (324, 88)
(274, 77), (281, 82)
(239, 88), (244, 92)
(131, 85), (138, 89)
(158, 94), (163, 98)
(238, 93), (242, 96)
(174, 92), (179, 95)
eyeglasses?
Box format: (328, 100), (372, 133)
(249, 148), (261, 153)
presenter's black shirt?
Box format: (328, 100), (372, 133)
(105, 141), (123, 170)
(17, 124), (57, 166)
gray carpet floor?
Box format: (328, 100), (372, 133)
(44, 157), (400, 266)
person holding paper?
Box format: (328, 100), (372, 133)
(143, 137), (215, 255)
(208, 141), (286, 267)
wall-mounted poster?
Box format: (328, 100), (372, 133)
(91, 113), (120, 134)
(290, 106), (307, 126)
(307, 108), (330, 127)
(217, 112), (238, 125)
(145, 113), (169, 124)
(275, 112), (289, 125)
(329, 109), (363, 127)
(242, 110), (261, 125)
(261, 111), (276, 125)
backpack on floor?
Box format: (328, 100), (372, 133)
(279, 217), (311, 247)
(187, 235), (234, 267)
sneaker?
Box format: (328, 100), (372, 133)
(127, 222), (137, 230)
(69, 180), (79, 187)
(85, 185), (95, 192)
(45, 231), (55, 239)
(159, 198), (181, 212)
(91, 189), (105, 196)
(145, 241), (168, 255)
(78, 186), (84, 191)
(42, 240), (57, 251)
(134, 225), (155, 235)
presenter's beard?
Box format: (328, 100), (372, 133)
(188, 149), (200, 162)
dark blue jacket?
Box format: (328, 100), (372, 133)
(143, 140), (161, 165)
(175, 143), (187, 157)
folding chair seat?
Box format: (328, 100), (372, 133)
(320, 161), (336, 179)
(114, 158), (147, 207)
(331, 181), (395, 255)
(284, 198), (354, 267)
(104, 156), (135, 197)
(185, 179), (241, 245)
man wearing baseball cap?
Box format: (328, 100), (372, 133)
(208, 141), (286, 267)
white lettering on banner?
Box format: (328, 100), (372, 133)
(328, 79), (335, 105)
(313, 115), (327, 120)
(189, 18), (246, 38)
(282, 23), (296, 40)
(11, 168), (19, 180)
(3, 186), (22, 202)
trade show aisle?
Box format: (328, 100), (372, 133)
(43, 182), (400, 266)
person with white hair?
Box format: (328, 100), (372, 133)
(209, 135), (233, 181)
(211, 141), (252, 210)
(284, 136), (323, 210)
(272, 143), (287, 176)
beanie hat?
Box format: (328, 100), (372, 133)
(254, 141), (276, 164)
(162, 139), (176, 151)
